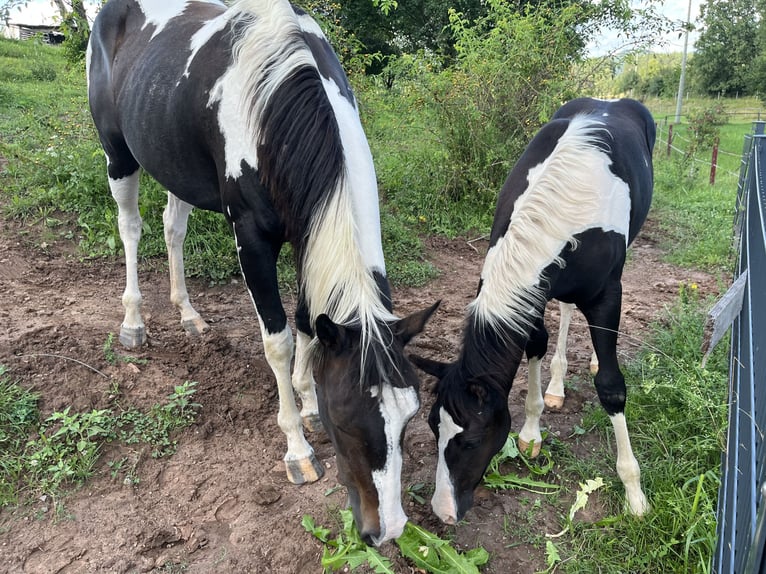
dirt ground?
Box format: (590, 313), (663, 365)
(0, 213), (721, 574)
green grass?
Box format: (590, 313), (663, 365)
(550, 291), (728, 574)
(0, 363), (201, 509)
(647, 102), (749, 274)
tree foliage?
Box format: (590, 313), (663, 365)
(691, 0), (758, 96)
(387, 0), (648, 203)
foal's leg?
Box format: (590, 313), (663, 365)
(518, 317), (548, 458)
(163, 193), (210, 336)
(544, 300), (574, 409)
(231, 223), (323, 484)
(109, 169), (146, 348)
(582, 282), (649, 516)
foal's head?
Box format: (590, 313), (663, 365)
(411, 357), (511, 525)
(313, 302), (438, 545)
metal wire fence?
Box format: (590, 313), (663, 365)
(713, 122), (766, 573)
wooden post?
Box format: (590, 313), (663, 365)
(710, 137), (719, 185)
(667, 124), (673, 157)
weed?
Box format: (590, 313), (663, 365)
(0, 365), (201, 507)
(302, 509), (489, 573)
(117, 382), (201, 458)
(483, 432), (560, 494)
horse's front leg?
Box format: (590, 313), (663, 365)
(232, 223), (323, 484)
(582, 281), (649, 516)
(163, 193), (209, 336)
(110, 169), (146, 348)
(518, 317), (548, 458)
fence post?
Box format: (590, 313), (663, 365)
(710, 137), (719, 185)
(667, 124), (673, 157)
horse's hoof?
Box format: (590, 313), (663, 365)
(182, 317), (210, 336)
(302, 413), (324, 433)
(627, 492), (650, 517)
(544, 393), (565, 410)
(285, 454), (324, 484)
(518, 438), (542, 458)
(119, 325), (146, 348)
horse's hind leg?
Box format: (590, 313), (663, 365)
(546, 302), (599, 409)
(164, 193), (210, 336)
(545, 300), (574, 409)
(110, 169), (146, 348)
(581, 281), (649, 516)
(293, 329), (322, 432)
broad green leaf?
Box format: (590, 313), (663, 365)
(568, 477), (605, 521)
(545, 540), (561, 567)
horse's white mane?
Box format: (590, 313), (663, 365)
(230, 0), (398, 373)
(469, 116), (614, 336)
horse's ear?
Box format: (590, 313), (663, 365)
(316, 314), (349, 354)
(409, 354), (449, 379)
(394, 300), (441, 346)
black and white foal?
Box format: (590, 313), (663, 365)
(87, 0), (437, 545)
(413, 98), (655, 524)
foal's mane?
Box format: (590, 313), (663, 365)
(469, 116), (608, 338)
(230, 0), (398, 380)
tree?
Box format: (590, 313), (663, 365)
(691, 0), (758, 96)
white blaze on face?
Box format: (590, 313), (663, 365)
(431, 407), (463, 524)
(369, 384), (419, 544)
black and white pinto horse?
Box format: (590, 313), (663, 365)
(412, 98), (655, 525)
(87, 0), (437, 546)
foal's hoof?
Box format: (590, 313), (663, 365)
(302, 413), (324, 433)
(285, 454), (324, 484)
(119, 325), (146, 348)
(518, 438), (542, 458)
(544, 393), (565, 410)
(182, 317), (210, 336)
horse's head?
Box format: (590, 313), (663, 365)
(410, 356), (511, 525)
(313, 302), (439, 545)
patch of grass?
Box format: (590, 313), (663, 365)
(651, 153), (738, 273)
(554, 292), (728, 573)
(0, 366), (202, 508)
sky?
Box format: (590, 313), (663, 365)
(653, 0), (703, 52)
(5, 0), (703, 54)
(3, 0), (100, 26)
(586, 0), (703, 56)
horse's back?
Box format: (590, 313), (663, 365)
(88, 0), (229, 207)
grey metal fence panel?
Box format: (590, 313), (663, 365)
(714, 127), (766, 573)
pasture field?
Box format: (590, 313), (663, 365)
(0, 37), (747, 573)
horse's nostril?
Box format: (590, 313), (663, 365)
(360, 529), (380, 547)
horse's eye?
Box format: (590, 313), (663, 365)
(462, 438), (482, 450)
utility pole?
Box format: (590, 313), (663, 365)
(674, 0), (693, 123)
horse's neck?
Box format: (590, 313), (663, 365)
(458, 319), (526, 393)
